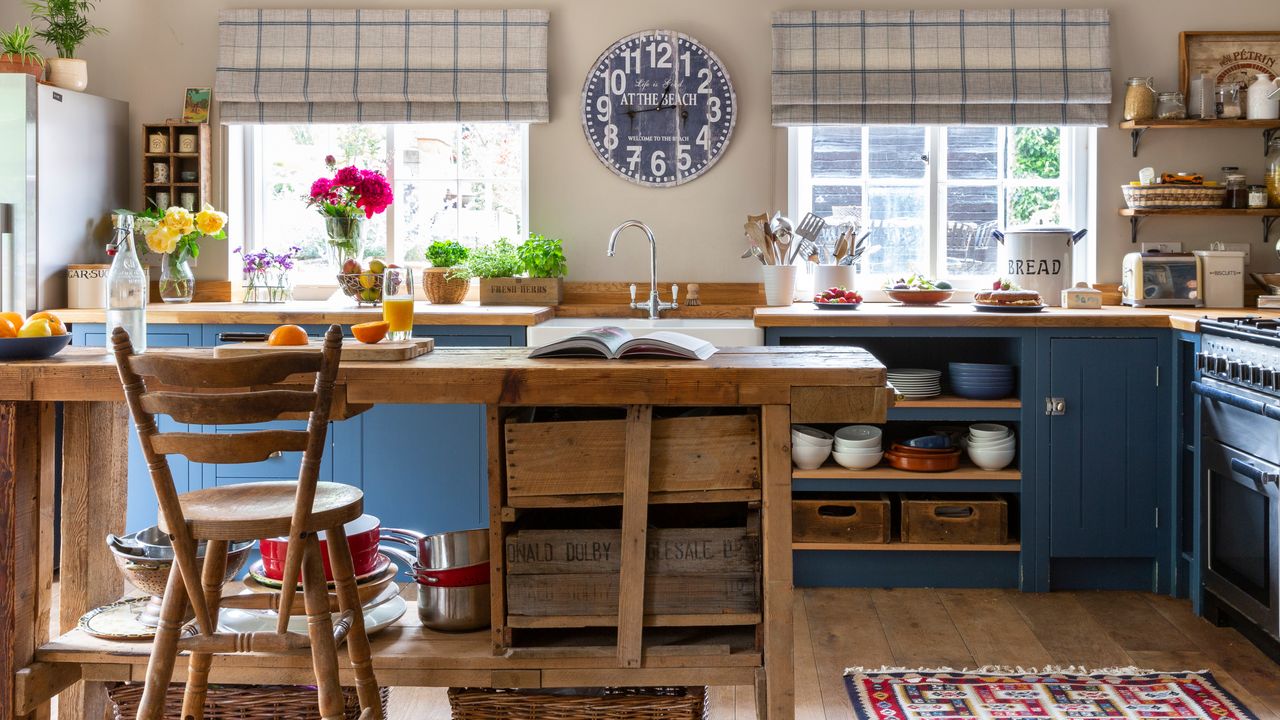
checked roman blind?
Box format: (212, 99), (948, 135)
(214, 9), (549, 124)
(771, 9), (1112, 126)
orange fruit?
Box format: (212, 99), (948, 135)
(26, 311), (66, 336)
(351, 320), (389, 345)
(266, 324), (309, 346)
(0, 311), (22, 330)
(0, 317), (15, 339)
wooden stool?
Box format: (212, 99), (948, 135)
(112, 324), (382, 720)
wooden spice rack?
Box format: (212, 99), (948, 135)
(141, 122), (212, 211)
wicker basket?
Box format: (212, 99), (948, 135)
(1121, 184), (1227, 209)
(108, 683), (390, 720)
(447, 687), (707, 720)
(424, 268), (469, 304)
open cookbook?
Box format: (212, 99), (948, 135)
(528, 326), (718, 360)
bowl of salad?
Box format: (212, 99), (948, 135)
(883, 275), (955, 305)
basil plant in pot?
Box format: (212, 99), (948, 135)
(423, 240), (470, 305)
(463, 235), (567, 306)
(0, 25), (44, 80)
(28, 0), (107, 92)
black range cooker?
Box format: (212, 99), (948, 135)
(1196, 317), (1280, 649)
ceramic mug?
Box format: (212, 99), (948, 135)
(154, 192), (170, 209)
(178, 134), (197, 153)
(179, 193), (196, 211)
(148, 133), (168, 153)
(151, 163), (168, 184)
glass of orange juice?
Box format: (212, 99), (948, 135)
(381, 267), (415, 342)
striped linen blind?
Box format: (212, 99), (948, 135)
(215, 9), (549, 124)
(772, 9), (1112, 126)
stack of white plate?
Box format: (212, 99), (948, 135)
(887, 368), (943, 399)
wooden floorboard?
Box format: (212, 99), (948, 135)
(44, 586), (1276, 720)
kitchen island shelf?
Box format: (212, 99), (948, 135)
(888, 394), (1021, 421)
(1119, 118), (1280, 156)
(792, 541), (1021, 552)
(500, 487), (761, 515)
(791, 463), (1019, 482)
(893, 395), (1020, 409)
(792, 477), (1019, 494)
(1118, 207), (1280, 243)
(505, 612), (763, 629)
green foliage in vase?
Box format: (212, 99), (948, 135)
(0, 25), (44, 64)
(28, 0), (106, 59)
(457, 238), (522, 279)
(425, 240), (469, 268)
(517, 233), (567, 278)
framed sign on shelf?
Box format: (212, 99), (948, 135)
(1179, 31), (1280, 95)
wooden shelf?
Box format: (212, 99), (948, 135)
(792, 462), (1019, 482)
(793, 541), (1020, 552)
(1120, 119), (1280, 157)
(893, 394), (1019, 409)
(501, 488), (762, 516)
(1119, 207), (1280, 243)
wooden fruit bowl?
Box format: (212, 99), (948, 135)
(884, 289), (955, 306)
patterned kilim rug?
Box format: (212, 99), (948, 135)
(844, 667), (1260, 720)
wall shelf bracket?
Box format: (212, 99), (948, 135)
(1265, 215), (1278, 244)
(1130, 216), (1142, 243)
(1264, 127), (1278, 156)
(1129, 127), (1147, 158)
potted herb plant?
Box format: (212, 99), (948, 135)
(28, 0), (107, 91)
(513, 233), (567, 303)
(423, 239), (470, 305)
(0, 25), (44, 80)
(458, 237), (523, 305)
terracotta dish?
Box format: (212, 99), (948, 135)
(884, 289), (955, 306)
(888, 443), (959, 457)
(885, 449), (961, 472)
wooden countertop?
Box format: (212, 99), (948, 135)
(754, 303), (1280, 331)
(50, 301), (553, 326)
(0, 346), (886, 406)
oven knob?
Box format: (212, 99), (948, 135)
(1267, 368), (1279, 392)
(1229, 360), (1243, 381)
(1251, 364), (1265, 385)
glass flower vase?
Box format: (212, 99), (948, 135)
(325, 216), (365, 270)
(242, 269), (292, 304)
(158, 250), (195, 303)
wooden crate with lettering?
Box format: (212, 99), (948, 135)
(504, 521), (761, 624)
(503, 412), (760, 500)
(792, 493), (891, 544)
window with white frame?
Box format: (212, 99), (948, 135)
(789, 126), (1089, 287)
(235, 123), (528, 282)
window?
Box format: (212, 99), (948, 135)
(790, 126), (1090, 287)
(235, 123), (528, 282)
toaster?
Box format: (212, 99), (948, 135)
(1121, 252), (1204, 307)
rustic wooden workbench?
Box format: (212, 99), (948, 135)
(0, 346), (888, 720)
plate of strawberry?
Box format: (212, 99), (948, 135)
(813, 287), (863, 310)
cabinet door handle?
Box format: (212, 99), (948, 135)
(1044, 397), (1066, 416)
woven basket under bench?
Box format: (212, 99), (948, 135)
(448, 687), (708, 720)
(108, 683), (391, 720)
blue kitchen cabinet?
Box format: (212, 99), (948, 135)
(1037, 333), (1169, 592)
(70, 323), (201, 533)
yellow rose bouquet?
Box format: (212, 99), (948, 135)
(126, 203), (228, 302)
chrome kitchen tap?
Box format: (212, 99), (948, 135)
(607, 220), (679, 319)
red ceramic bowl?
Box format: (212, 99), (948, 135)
(260, 514), (382, 582)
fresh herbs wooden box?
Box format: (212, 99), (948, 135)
(478, 277), (563, 305)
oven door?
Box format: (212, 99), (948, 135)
(1202, 438), (1280, 638)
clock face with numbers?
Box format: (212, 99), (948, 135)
(581, 30), (736, 187)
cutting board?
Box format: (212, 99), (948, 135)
(214, 337), (435, 362)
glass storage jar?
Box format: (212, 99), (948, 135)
(1223, 173), (1249, 209)
(1156, 91), (1186, 119)
(1268, 137), (1280, 207)
(1123, 77), (1156, 121)
(1216, 83), (1243, 119)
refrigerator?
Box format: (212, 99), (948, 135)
(0, 73), (129, 315)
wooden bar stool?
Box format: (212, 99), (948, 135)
(112, 324), (382, 720)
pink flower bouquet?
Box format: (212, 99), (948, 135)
(304, 157), (393, 220)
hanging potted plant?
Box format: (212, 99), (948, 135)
(137, 204), (228, 303)
(423, 240), (470, 305)
(0, 25), (44, 80)
(304, 154), (393, 274)
(28, 0), (107, 92)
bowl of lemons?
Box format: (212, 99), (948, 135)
(0, 311), (73, 361)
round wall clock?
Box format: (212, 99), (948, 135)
(581, 30), (736, 187)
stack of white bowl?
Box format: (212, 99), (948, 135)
(831, 425), (883, 470)
(965, 423), (1016, 470)
(791, 425), (833, 469)
(888, 368), (943, 399)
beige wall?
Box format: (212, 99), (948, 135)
(6, 0), (1278, 283)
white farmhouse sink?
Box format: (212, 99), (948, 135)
(525, 317), (763, 348)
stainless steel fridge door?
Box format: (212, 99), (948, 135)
(0, 74), (36, 314)
(34, 84), (129, 313)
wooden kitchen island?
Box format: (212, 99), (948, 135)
(0, 345), (889, 720)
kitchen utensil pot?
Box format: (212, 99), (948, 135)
(383, 528), (491, 631)
(260, 514), (384, 582)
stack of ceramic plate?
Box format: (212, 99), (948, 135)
(948, 363), (1016, 400)
(887, 368), (943, 399)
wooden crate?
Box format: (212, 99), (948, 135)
(900, 495), (1008, 545)
(792, 494), (891, 544)
(506, 572), (759, 617)
(504, 413), (760, 498)
(479, 277), (563, 305)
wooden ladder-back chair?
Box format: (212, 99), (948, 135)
(111, 324), (381, 720)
